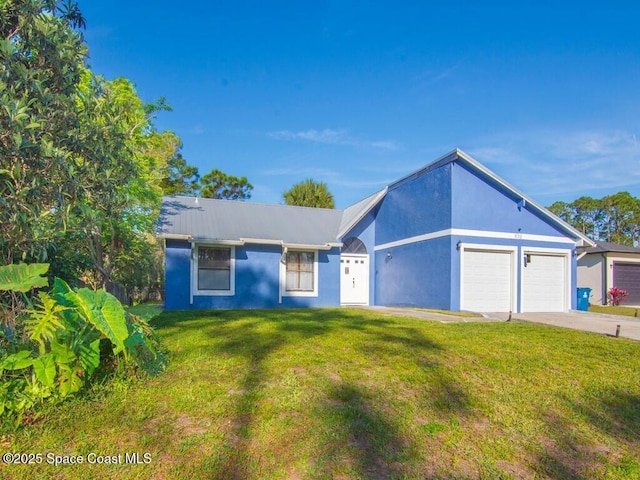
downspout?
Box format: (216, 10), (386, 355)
(190, 243), (195, 306)
(602, 253), (607, 306)
(279, 246), (288, 305)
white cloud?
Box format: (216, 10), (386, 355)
(469, 129), (640, 202)
(412, 65), (459, 88)
(267, 128), (398, 151)
(268, 128), (348, 144)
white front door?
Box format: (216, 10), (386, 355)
(340, 255), (369, 305)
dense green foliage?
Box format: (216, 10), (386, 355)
(0, 263), (167, 429)
(199, 168), (253, 200)
(0, 0), (188, 308)
(0, 0), (88, 263)
(549, 192), (640, 245)
(283, 178), (335, 208)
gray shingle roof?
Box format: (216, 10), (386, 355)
(158, 196), (344, 247)
(584, 241), (640, 254)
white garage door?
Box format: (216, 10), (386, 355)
(521, 253), (567, 312)
(462, 249), (514, 312)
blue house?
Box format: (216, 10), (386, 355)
(159, 149), (594, 312)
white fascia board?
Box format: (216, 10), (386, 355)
(158, 233), (192, 240)
(284, 242), (340, 251)
(337, 187), (388, 239)
(241, 238), (284, 246)
(387, 150), (459, 191)
(191, 238), (245, 246)
(374, 228), (575, 251)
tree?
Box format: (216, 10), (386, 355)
(160, 147), (200, 196)
(601, 192), (640, 245)
(58, 72), (178, 297)
(283, 179), (335, 208)
(0, 0), (88, 264)
(0, 1), (184, 303)
(199, 168), (253, 200)
(548, 192), (640, 246)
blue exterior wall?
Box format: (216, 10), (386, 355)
(375, 163), (452, 245)
(373, 164), (452, 308)
(369, 160), (577, 311)
(165, 239), (192, 310)
(449, 161), (576, 311)
(375, 237), (451, 309)
(164, 241), (341, 310)
(451, 162), (565, 236)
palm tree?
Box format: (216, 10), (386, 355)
(283, 179), (335, 208)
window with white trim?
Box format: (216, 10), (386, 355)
(281, 250), (318, 297)
(194, 245), (235, 295)
(286, 251), (314, 292)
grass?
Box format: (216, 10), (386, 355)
(4, 308), (640, 479)
(408, 308), (482, 318)
(589, 304), (640, 318)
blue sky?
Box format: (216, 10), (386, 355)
(80, 1), (640, 209)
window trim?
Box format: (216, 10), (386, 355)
(192, 244), (235, 297)
(280, 249), (318, 298)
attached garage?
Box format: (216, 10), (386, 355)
(460, 245), (571, 313)
(461, 247), (515, 312)
(521, 252), (568, 312)
(613, 262), (640, 305)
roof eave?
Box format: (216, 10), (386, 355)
(337, 187), (388, 239)
(157, 233), (192, 241)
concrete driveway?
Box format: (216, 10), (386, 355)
(355, 306), (640, 341)
(489, 311), (640, 341)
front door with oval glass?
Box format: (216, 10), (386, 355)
(340, 255), (369, 305)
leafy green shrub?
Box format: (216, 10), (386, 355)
(0, 263), (167, 429)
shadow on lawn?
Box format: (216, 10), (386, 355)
(209, 325), (286, 479)
(154, 308), (476, 478)
(535, 389), (640, 480)
(318, 382), (412, 479)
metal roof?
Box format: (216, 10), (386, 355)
(158, 196), (344, 248)
(338, 188), (387, 238)
(158, 149), (596, 249)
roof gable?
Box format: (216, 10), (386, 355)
(387, 149), (594, 247)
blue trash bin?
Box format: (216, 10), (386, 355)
(577, 288), (591, 311)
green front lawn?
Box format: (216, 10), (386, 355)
(5, 308), (640, 479)
(589, 304), (640, 317)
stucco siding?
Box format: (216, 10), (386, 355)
(577, 255), (604, 304)
(164, 242), (341, 309)
(451, 162), (565, 237)
(164, 239), (192, 310)
(375, 236), (451, 309)
(375, 163), (452, 246)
